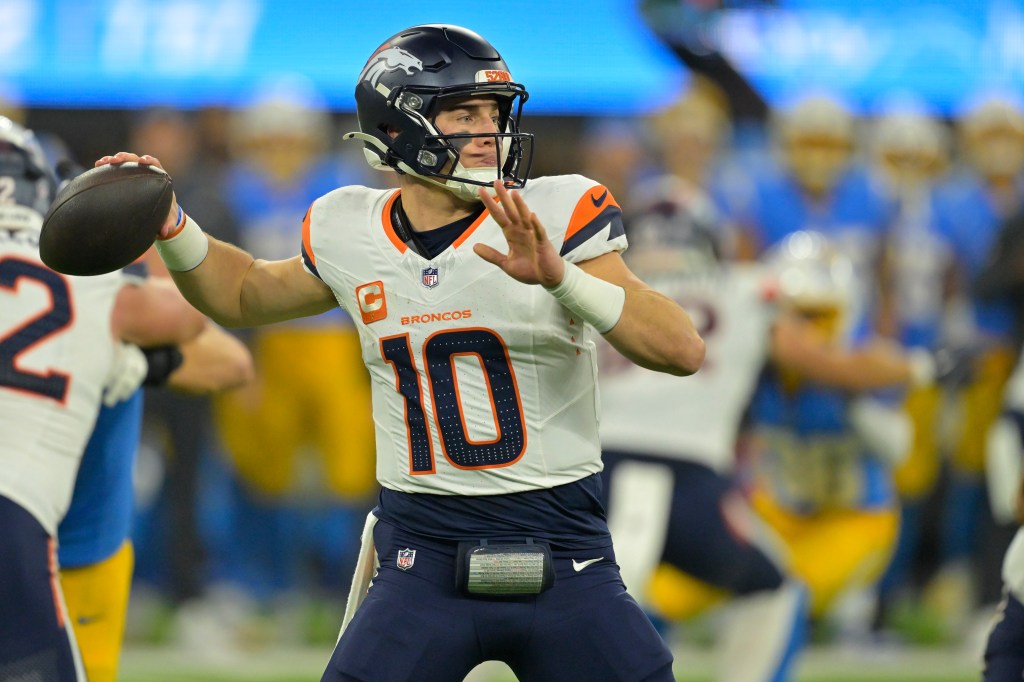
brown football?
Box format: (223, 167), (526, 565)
(40, 162), (173, 276)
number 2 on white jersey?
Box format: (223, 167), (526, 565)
(0, 177), (16, 204)
(380, 327), (527, 475)
(0, 258), (72, 402)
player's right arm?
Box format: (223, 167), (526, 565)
(167, 240), (337, 328)
(95, 152), (337, 328)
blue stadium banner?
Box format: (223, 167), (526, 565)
(0, 0), (686, 114)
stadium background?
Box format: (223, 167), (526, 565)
(2, 0), (1022, 680)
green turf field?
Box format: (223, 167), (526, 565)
(119, 644), (983, 682)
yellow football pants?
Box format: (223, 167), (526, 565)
(950, 345), (1017, 476)
(216, 328), (377, 499)
(750, 492), (899, 617)
(894, 384), (943, 499)
(60, 541), (134, 682)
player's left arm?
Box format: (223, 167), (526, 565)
(475, 181), (704, 376)
(578, 253), (704, 376)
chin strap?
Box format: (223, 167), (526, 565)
(343, 131), (499, 203)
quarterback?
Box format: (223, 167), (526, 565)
(98, 24), (704, 682)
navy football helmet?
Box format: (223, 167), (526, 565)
(343, 24), (533, 202)
(625, 176), (724, 276)
(0, 116), (56, 220)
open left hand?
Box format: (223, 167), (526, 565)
(473, 181), (565, 288)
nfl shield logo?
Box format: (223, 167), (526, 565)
(397, 548), (416, 570)
(421, 267), (439, 289)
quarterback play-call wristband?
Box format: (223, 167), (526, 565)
(155, 208), (209, 272)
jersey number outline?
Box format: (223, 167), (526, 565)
(381, 328), (527, 474)
(0, 176), (16, 204)
(0, 258), (73, 402)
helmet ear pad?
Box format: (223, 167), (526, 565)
(362, 96), (460, 177)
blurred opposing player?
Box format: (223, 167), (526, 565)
(871, 106), (954, 353)
(981, 351), (1024, 680)
(741, 93), (889, 314)
(98, 23), (706, 682)
(0, 117), (204, 680)
(866, 105), (958, 626)
(742, 232), (921, 627)
(59, 312), (253, 682)
(644, 76), (756, 260)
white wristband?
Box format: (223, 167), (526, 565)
(155, 210), (209, 272)
(544, 261), (625, 333)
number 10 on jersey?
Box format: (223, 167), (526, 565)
(380, 328), (527, 474)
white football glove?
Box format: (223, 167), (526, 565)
(102, 342), (149, 406)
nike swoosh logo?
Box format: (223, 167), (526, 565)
(572, 557), (604, 572)
(590, 189), (608, 207)
(77, 615), (102, 626)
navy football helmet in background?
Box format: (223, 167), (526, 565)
(0, 116), (56, 218)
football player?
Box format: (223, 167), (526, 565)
(600, 179), (959, 679)
(0, 116), (205, 680)
(740, 93), (890, 313)
(744, 232), (933, 629)
(981, 351), (1024, 680)
(866, 106), (957, 627)
(643, 76), (754, 260)
(97, 23), (705, 682)
(600, 186), (807, 682)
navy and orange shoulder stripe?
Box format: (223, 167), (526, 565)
(559, 184), (624, 257)
(300, 203), (321, 278)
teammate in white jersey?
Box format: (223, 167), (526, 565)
(0, 117), (205, 681)
(97, 24), (704, 682)
(982, 350), (1024, 681)
(600, 181), (807, 682)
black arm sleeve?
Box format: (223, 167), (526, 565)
(142, 345), (185, 387)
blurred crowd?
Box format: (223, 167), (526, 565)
(2, 70), (1022, 661)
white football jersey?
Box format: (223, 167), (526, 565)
(1000, 353), (1024, 597)
(599, 263), (775, 472)
(0, 215), (123, 535)
(1004, 527), (1024, 599)
(302, 175), (626, 496)
(1004, 350), (1024, 413)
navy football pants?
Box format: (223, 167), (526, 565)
(602, 451), (785, 594)
(984, 589), (1024, 682)
(0, 495), (81, 681)
(322, 520), (674, 682)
